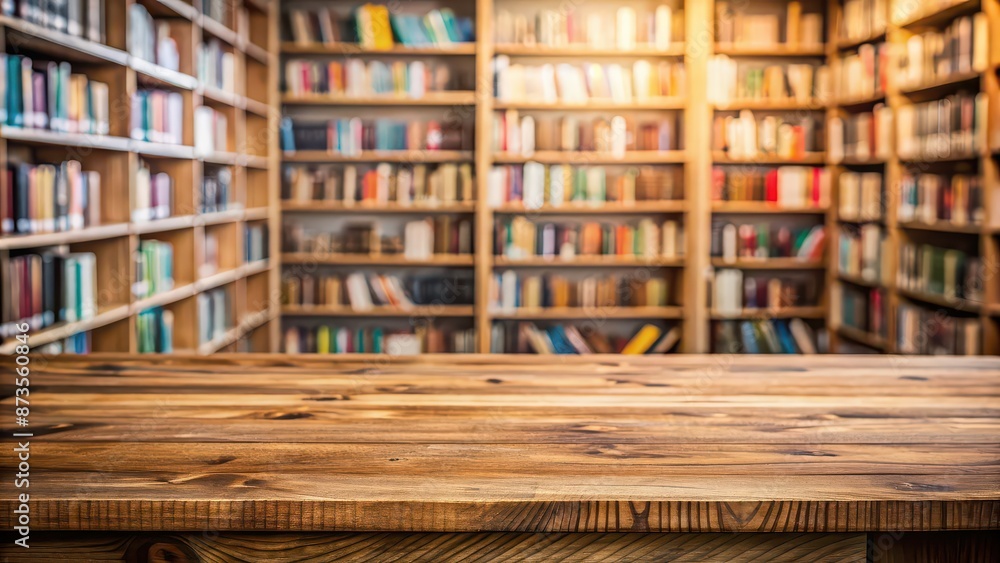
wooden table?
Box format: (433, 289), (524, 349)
(1, 355), (998, 561)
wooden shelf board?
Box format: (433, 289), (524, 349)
(243, 155), (270, 169)
(712, 99), (825, 111)
(0, 126), (130, 151)
(280, 42), (476, 56)
(492, 202), (686, 214)
(200, 15), (240, 48)
(0, 305), (130, 354)
(491, 306), (683, 320)
(136, 0), (197, 20)
(493, 44), (686, 57)
(897, 288), (982, 314)
(898, 71), (982, 98)
(245, 42), (270, 64)
(201, 152), (240, 166)
(896, 0), (982, 29)
(282, 202), (475, 214)
(899, 152), (983, 164)
(245, 98), (271, 117)
(711, 258), (825, 270)
(836, 325), (888, 351)
(132, 140), (197, 160)
(835, 94), (887, 109)
(493, 256), (685, 268)
(493, 151), (686, 165)
(710, 306), (825, 320)
(494, 98), (685, 111)
(282, 150), (474, 163)
(713, 44), (826, 57)
(130, 58), (199, 90)
(243, 260), (271, 277)
(712, 202), (827, 214)
(132, 215), (197, 235)
(713, 151), (827, 165)
(132, 284), (196, 313)
(196, 308), (277, 355)
(195, 268), (243, 293)
(200, 209), (245, 226)
(199, 86), (243, 109)
(837, 157), (888, 166)
(282, 253), (475, 267)
(282, 92), (477, 106)
(282, 305), (475, 318)
(244, 207), (271, 221)
(838, 273), (883, 289)
(0, 223), (131, 250)
(897, 221), (982, 235)
(837, 31), (887, 51)
(0, 15), (129, 65)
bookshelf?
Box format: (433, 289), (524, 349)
(0, 0), (281, 354)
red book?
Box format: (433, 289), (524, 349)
(765, 170), (778, 202)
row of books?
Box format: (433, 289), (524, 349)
(283, 273), (474, 308)
(494, 6), (682, 50)
(839, 172), (883, 222)
(287, 5), (474, 48)
(487, 165), (681, 209)
(42, 332), (91, 354)
(282, 219), (473, 258)
(283, 163), (474, 205)
(897, 242), (983, 303)
(3, 0), (106, 43)
(493, 58), (686, 104)
(2, 161), (101, 235)
(492, 322), (681, 355)
(200, 0), (229, 26)
(713, 318), (818, 354)
(838, 224), (886, 284)
(0, 252), (97, 337)
(896, 303), (980, 355)
(490, 271), (676, 311)
(194, 106), (229, 155)
(838, 0), (887, 45)
(713, 270), (818, 314)
(133, 160), (172, 223)
(711, 223), (827, 261)
(829, 106), (893, 162)
(495, 219), (683, 260)
(1, 55), (110, 134)
(201, 168), (234, 213)
(898, 172), (983, 226)
(137, 307), (173, 353)
(130, 90), (184, 145)
(245, 224), (268, 264)
(836, 43), (887, 102)
(495, 111), (682, 156)
(128, 4), (180, 71)
(197, 288), (231, 345)
(283, 324), (476, 354)
(710, 166), (829, 208)
(199, 39), (236, 93)
(898, 14), (990, 91)
(897, 93), (988, 160)
(284, 59), (461, 98)
(132, 240), (174, 299)
(707, 58), (821, 104)
(715, 1), (823, 47)
(838, 285), (886, 338)
(280, 119), (469, 153)
(713, 112), (821, 160)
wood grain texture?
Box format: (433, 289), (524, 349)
(0, 532), (868, 562)
(0, 355), (998, 533)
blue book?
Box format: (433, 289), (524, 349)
(547, 326), (577, 355)
(279, 117), (295, 151)
(739, 321), (760, 354)
(773, 321), (799, 354)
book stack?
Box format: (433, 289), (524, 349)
(828, 106), (893, 162)
(713, 269), (818, 314)
(137, 307), (174, 353)
(711, 166), (829, 208)
(713, 318), (818, 354)
(493, 58), (685, 104)
(715, 1), (823, 47)
(839, 0), (887, 42)
(282, 218), (473, 258)
(132, 160), (172, 222)
(2, 161), (101, 234)
(0, 251), (97, 337)
(1, 0), (106, 42)
(283, 272), (474, 308)
(713, 112), (821, 160)
(284, 59), (464, 98)
(488, 165), (681, 208)
(284, 163), (474, 205)
(197, 288), (231, 345)
(495, 111), (682, 156)
(838, 172), (884, 222)
(711, 223), (827, 262)
(494, 218), (683, 260)
(194, 106), (229, 155)
(837, 224), (885, 283)
(490, 272), (671, 311)
(898, 172), (983, 226)
(897, 302), (980, 355)
(896, 93), (988, 160)
(133, 240), (174, 299)
(200, 168), (233, 212)
(287, 5), (475, 48)
(898, 14), (989, 90)
(897, 242), (983, 303)
(494, 5), (682, 49)
(284, 324), (476, 354)
(199, 39), (236, 93)
(492, 322), (681, 355)
(127, 4), (180, 71)
(836, 43), (888, 102)
(130, 90), (184, 144)
(280, 118), (470, 153)
(838, 284), (886, 338)
(245, 224), (268, 263)
(1, 55), (110, 134)
(707, 57), (823, 104)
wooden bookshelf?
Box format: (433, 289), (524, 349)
(0, 0), (281, 354)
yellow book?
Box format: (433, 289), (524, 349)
(367, 5), (394, 51)
(317, 326), (331, 354)
(622, 324), (662, 355)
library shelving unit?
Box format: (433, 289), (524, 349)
(0, 0), (281, 354)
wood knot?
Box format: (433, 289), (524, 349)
(263, 411), (314, 420)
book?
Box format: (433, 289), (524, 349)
(3, 161), (100, 235)
(714, 318), (818, 354)
(897, 93), (988, 160)
(898, 14), (989, 91)
(711, 221), (826, 262)
(494, 218), (683, 261)
(897, 172), (983, 227)
(201, 168), (234, 212)
(132, 240), (174, 299)
(244, 223), (269, 263)
(131, 89), (184, 144)
(132, 160), (172, 223)
(828, 105), (893, 162)
(713, 111), (820, 159)
(707, 56), (822, 105)
(838, 172), (883, 222)
(896, 302), (980, 355)
(199, 39), (236, 92)
(621, 324), (662, 354)
(3, 56), (109, 134)
(495, 111), (681, 155)
(284, 58), (464, 99)
(282, 218), (472, 258)
(197, 287), (231, 345)
(837, 224), (886, 283)
(836, 43), (889, 102)
(897, 242), (982, 303)
(490, 271), (673, 311)
(0, 251), (97, 337)
(284, 163), (474, 206)
(280, 119), (470, 154)
(194, 106), (228, 155)
(137, 307), (174, 353)
(712, 165), (828, 208)
(495, 58), (685, 104)
(284, 324), (475, 354)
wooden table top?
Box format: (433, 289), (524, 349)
(2, 354), (998, 533)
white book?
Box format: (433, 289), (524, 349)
(828, 116), (844, 163)
(714, 269), (743, 316)
(500, 270), (517, 311)
(610, 116), (626, 159)
(520, 115), (535, 156)
(345, 273), (373, 311)
(654, 6), (672, 51)
(522, 161), (545, 210)
(616, 7), (636, 51)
